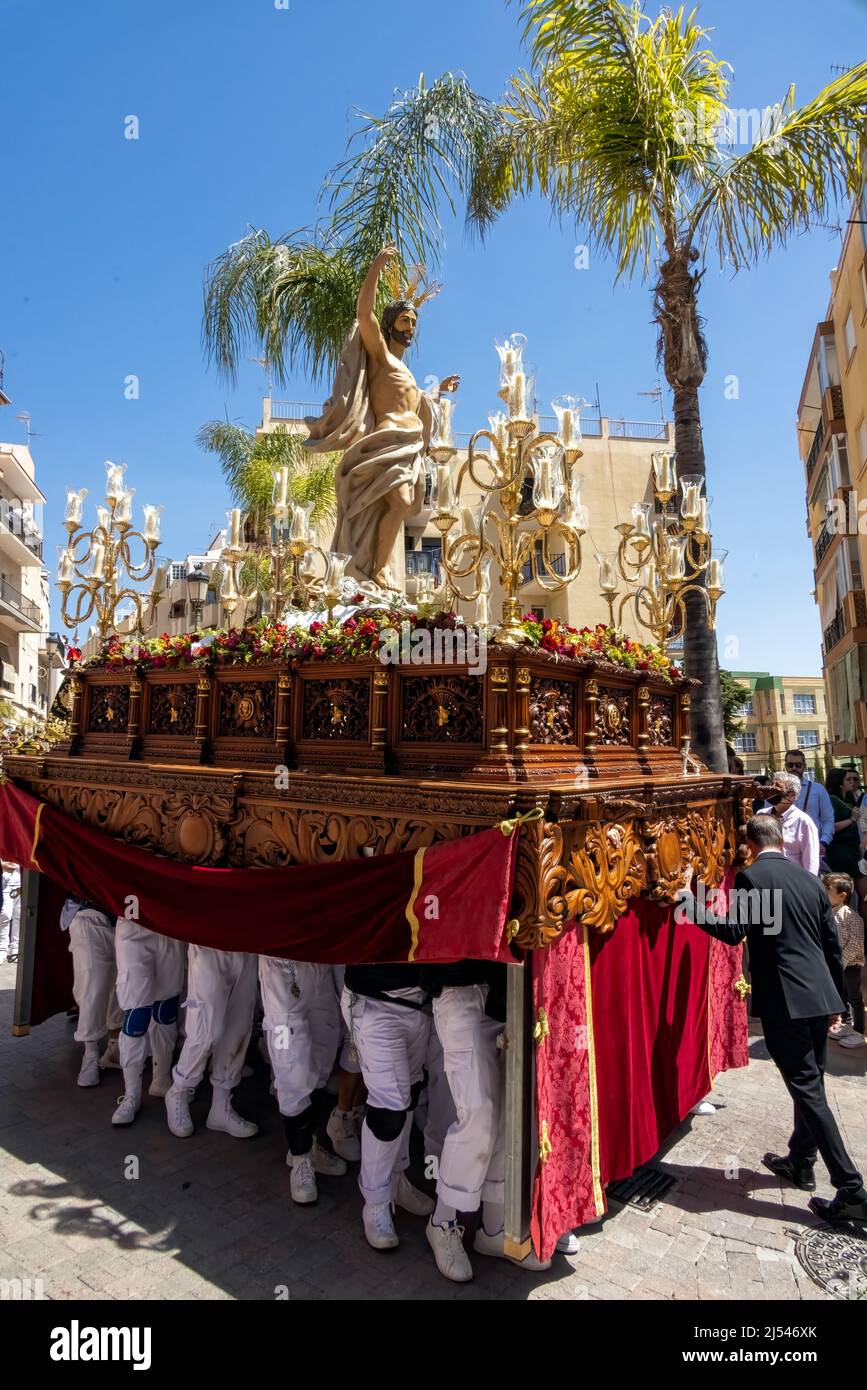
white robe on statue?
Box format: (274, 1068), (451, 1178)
(303, 322), (433, 585)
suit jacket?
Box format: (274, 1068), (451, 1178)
(688, 851), (846, 1021)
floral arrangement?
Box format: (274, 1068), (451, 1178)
(80, 609), (681, 683)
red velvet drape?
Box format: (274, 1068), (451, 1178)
(532, 887), (748, 1259)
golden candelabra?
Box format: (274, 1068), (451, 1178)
(218, 471), (350, 625)
(597, 450), (726, 645)
(430, 334), (589, 644)
(56, 462), (165, 639)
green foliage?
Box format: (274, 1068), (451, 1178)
(196, 422), (339, 542)
(718, 669), (746, 744)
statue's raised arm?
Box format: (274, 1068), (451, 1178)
(304, 247), (457, 593)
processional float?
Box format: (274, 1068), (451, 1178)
(4, 253), (749, 1260)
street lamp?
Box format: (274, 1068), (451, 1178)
(185, 563), (210, 630)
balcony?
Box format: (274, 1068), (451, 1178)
(823, 589), (867, 658)
(806, 418), (825, 483)
(815, 519), (834, 566)
(0, 499), (43, 565)
(521, 550), (568, 586)
(0, 575), (42, 631)
(824, 607), (845, 654)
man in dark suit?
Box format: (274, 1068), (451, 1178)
(677, 813), (867, 1224)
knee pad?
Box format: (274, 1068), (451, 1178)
(283, 1103), (315, 1156)
(152, 995), (179, 1026)
(409, 1078), (424, 1112)
(122, 1006), (151, 1038)
(365, 1104), (407, 1142)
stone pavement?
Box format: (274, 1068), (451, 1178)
(1, 958), (865, 1302)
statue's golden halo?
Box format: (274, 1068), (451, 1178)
(383, 260), (442, 310)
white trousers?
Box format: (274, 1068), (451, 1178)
(331, 965), (361, 1074)
(433, 984), (505, 1211)
(0, 896), (21, 957)
(67, 909), (121, 1044)
(342, 987), (431, 1206)
(115, 918), (187, 1080)
(259, 957), (341, 1117)
(173, 946), (258, 1092)
(421, 1023), (457, 1160)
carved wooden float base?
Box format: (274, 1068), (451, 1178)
(6, 753), (747, 949)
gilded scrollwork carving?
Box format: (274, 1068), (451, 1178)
(227, 802), (466, 868)
(218, 681), (276, 737)
(510, 815), (568, 949)
(87, 685), (130, 734)
(149, 683), (197, 736)
(302, 679), (370, 741)
(647, 694), (675, 747)
(554, 820), (646, 932)
(594, 685), (632, 747)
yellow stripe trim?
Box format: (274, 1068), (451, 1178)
(30, 801), (44, 871)
(582, 923), (604, 1216)
(405, 845), (427, 962)
(706, 937), (716, 1090)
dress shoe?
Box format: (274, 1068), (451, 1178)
(762, 1152), (816, 1191)
(809, 1194), (867, 1224)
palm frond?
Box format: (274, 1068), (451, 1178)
(692, 64), (867, 268)
(197, 421), (338, 538)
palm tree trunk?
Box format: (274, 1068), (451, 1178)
(656, 249), (727, 773)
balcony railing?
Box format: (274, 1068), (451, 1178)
(824, 607), (845, 654)
(521, 551), (568, 584)
(0, 576), (42, 625)
(806, 418), (825, 483)
(815, 520), (834, 566)
(0, 501), (43, 559)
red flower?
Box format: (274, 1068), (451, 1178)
(66, 646), (82, 662)
(541, 618), (554, 633)
(359, 619), (377, 636)
(342, 617), (358, 634)
(541, 634), (557, 652)
(309, 621), (324, 635)
(312, 644), (325, 660)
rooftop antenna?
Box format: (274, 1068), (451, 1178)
(15, 411), (41, 445)
(638, 379), (667, 429)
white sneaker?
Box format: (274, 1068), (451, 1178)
(473, 1226), (552, 1271)
(837, 1031), (866, 1048)
(363, 1201), (399, 1250)
(326, 1108), (362, 1162)
(148, 1067), (173, 1098)
(206, 1096), (258, 1138)
(556, 1232), (580, 1255)
(77, 1056), (100, 1088)
(98, 1038), (121, 1070)
(426, 1219), (473, 1282)
(165, 1085), (195, 1137)
(310, 1139), (347, 1176)
(111, 1094), (140, 1126)
(288, 1152), (318, 1205)
(392, 1171), (435, 1216)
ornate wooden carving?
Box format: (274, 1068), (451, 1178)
(400, 676), (483, 744)
(511, 814), (568, 949)
(528, 677), (576, 745)
(648, 694), (675, 747)
(513, 666), (531, 752)
(218, 680), (276, 738)
(555, 820), (646, 932)
(594, 685), (632, 747)
(87, 684), (130, 734)
(302, 678), (370, 741)
(195, 677), (211, 745)
(228, 802), (467, 869)
(149, 682), (197, 736)
(584, 678), (599, 753)
(637, 686), (650, 753)
(372, 669), (389, 751)
(128, 679), (143, 742)
(642, 805), (732, 902)
(488, 666), (510, 752)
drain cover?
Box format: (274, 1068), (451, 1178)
(795, 1225), (867, 1300)
(607, 1166), (676, 1211)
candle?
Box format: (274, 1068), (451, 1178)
(90, 543), (106, 580)
(697, 497), (709, 534)
(105, 461), (127, 501)
(56, 548), (74, 584)
(64, 487), (88, 526)
(96, 505), (111, 533)
(510, 371), (526, 419)
(275, 467), (289, 509)
(115, 490), (134, 526)
(229, 509), (242, 548)
(681, 482), (701, 519)
(289, 501), (313, 543)
(142, 505), (162, 542)
(666, 539), (687, 581)
(488, 412), (508, 455)
(597, 553), (618, 593)
(476, 590), (490, 625)
(436, 462), (454, 512)
(631, 502), (651, 536)
(438, 396), (453, 446)
(152, 561), (168, 593)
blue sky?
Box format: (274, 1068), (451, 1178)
(2, 0), (866, 673)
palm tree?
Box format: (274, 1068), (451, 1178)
(309, 4), (867, 770)
(196, 420), (339, 541)
(201, 8), (867, 767)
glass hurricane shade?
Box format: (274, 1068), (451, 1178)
(597, 553), (618, 594)
(631, 502), (651, 537)
(114, 489), (135, 526)
(651, 451), (676, 495)
(531, 444), (565, 514)
(433, 395), (455, 448)
(324, 551), (350, 596)
(679, 473), (704, 520)
(435, 462), (455, 512)
(289, 501), (314, 544)
(64, 487), (88, 526)
(707, 549), (727, 590)
(56, 547), (74, 584)
(142, 505), (162, 543)
(89, 543), (106, 581)
(552, 396), (583, 448)
(272, 467), (290, 510)
(219, 565), (238, 602)
(495, 333), (528, 388)
(666, 537), (688, 581)
(508, 363), (537, 421)
(488, 412), (509, 456)
(104, 461), (127, 502)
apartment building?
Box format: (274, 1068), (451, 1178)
(729, 671), (830, 774)
(798, 187), (867, 772)
(0, 435), (51, 721)
(261, 397), (675, 639)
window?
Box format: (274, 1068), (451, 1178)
(797, 729), (820, 750)
(170, 563), (187, 583)
(779, 691), (786, 714)
(528, 607), (546, 621)
(844, 310), (857, 362)
(735, 699), (754, 716)
(734, 733), (757, 753)
(794, 693), (817, 714)
(170, 600), (186, 619)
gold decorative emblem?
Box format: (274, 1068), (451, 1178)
(516, 667), (531, 685)
(170, 706), (179, 724)
(490, 667), (509, 685)
(733, 974), (752, 1001)
(681, 694), (692, 709)
(331, 704), (344, 725)
(277, 674), (292, 692)
(130, 679), (142, 695)
(436, 703), (450, 727)
(637, 686), (650, 701)
(539, 1119), (552, 1164)
(105, 705), (115, 723)
(506, 918), (521, 942)
(237, 696), (255, 721)
(604, 701), (621, 732)
(586, 679), (598, 696)
(533, 1007), (550, 1045)
(545, 708), (556, 729)
(373, 670), (389, 688)
(197, 677), (211, 694)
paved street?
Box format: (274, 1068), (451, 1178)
(1, 958), (865, 1302)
